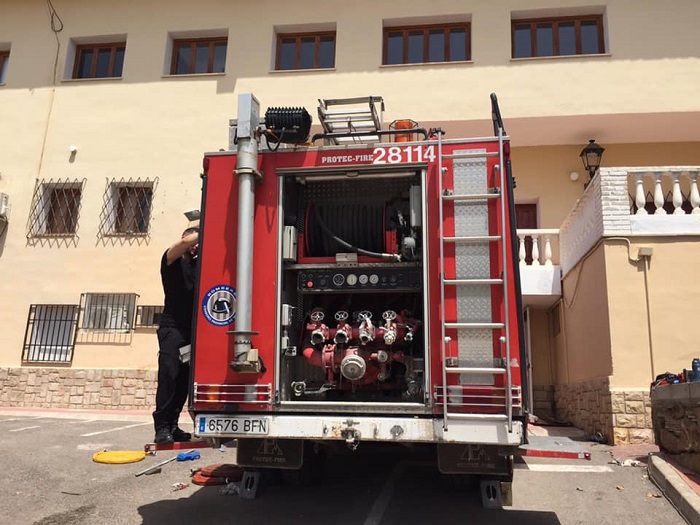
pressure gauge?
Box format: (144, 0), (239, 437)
(346, 274), (358, 286)
(332, 273), (345, 287)
(358, 274), (369, 285)
(369, 274), (379, 285)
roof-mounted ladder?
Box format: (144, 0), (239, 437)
(317, 96), (384, 145)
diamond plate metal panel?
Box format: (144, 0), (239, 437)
(452, 150), (493, 384)
(455, 243), (490, 279)
(454, 201), (488, 236)
(456, 284), (492, 323)
(457, 328), (494, 385)
(453, 150), (490, 280)
(453, 150), (487, 195)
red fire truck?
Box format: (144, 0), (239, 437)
(190, 94), (527, 506)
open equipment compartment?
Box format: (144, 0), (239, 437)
(276, 166), (431, 411)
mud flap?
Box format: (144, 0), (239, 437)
(481, 479), (513, 508)
(437, 444), (513, 478)
(438, 444), (514, 508)
(236, 438), (304, 470)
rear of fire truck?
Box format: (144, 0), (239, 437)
(190, 93), (527, 506)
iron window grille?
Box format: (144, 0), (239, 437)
(98, 178), (157, 237)
(135, 305), (163, 328)
(512, 15), (604, 58)
(81, 293), (138, 332)
(171, 37), (227, 75)
(0, 50), (9, 84)
(22, 304), (80, 364)
(383, 23), (471, 65)
(27, 178), (85, 238)
(275, 32), (336, 70)
(73, 42), (126, 79)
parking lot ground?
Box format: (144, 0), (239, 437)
(0, 409), (687, 525)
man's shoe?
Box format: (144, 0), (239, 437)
(172, 427), (192, 442)
(154, 427), (174, 444)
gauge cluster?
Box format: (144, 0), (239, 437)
(297, 267), (421, 293)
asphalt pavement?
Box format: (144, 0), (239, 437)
(0, 407), (689, 525)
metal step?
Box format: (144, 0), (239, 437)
(443, 278), (503, 285)
(444, 367), (507, 374)
(443, 235), (502, 243)
(440, 151), (500, 160)
(443, 413), (508, 421)
(442, 192), (500, 201)
(319, 108), (376, 116)
(319, 117), (377, 125)
(444, 322), (505, 330)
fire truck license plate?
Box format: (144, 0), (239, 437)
(197, 416), (269, 435)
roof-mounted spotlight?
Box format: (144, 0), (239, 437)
(264, 107), (312, 144)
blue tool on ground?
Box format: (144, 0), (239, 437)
(177, 450), (201, 462)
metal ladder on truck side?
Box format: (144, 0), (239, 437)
(436, 123), (515, 433)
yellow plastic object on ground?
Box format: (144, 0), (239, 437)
(93, 450), (146, 464)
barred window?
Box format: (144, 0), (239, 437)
(98, 178), (157, 237)
(81, 293), (138, 332)
(27, 179), (85, 237)
(23, 304), (80, 364)
(135, 305), (163, 328)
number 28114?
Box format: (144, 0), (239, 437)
(372, 145), (436, 165)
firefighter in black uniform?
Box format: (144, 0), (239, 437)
(152, 227), (199, 444)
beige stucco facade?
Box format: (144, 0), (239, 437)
(606, 238), (700, 388)
(1, 0), (700, 443)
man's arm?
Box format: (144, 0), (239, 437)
(165, 231), (199, 266)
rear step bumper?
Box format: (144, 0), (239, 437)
(194, 413), (523, 446)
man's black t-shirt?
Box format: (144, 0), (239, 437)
(158, 251), (197, 343)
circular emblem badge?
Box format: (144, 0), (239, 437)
(202, 285), (236, 326)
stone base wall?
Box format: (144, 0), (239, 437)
(532, 385), (555, 419)
(652, 382), (700, 474)
(555, 377), (654, 444)
(0, 367), (157, 410)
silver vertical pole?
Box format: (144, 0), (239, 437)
(232, 94), (261, 373)
(497, 128), (513, 433)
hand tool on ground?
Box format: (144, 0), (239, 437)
(135, 449), (197, 477)
(177, 450), (201, 461)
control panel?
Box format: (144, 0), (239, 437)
(297, 267), (421, 293)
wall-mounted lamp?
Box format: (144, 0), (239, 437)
(184, 209), (201, 221)
(569, 171), (580, 182)
(579, 139), (605, 183)
(69, 145), (78, 153)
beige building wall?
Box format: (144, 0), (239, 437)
(605, 238), (700, 390)
(558, 244), (613, 382)
(529, 309), (553, 387)
(528, 307), (556, 416)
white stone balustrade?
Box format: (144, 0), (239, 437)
(632, 170), (700, 215)
(516, 229), (560, 267)
(560, 166), (700, 276)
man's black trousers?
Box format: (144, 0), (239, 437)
(153, 326), (190, 432)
